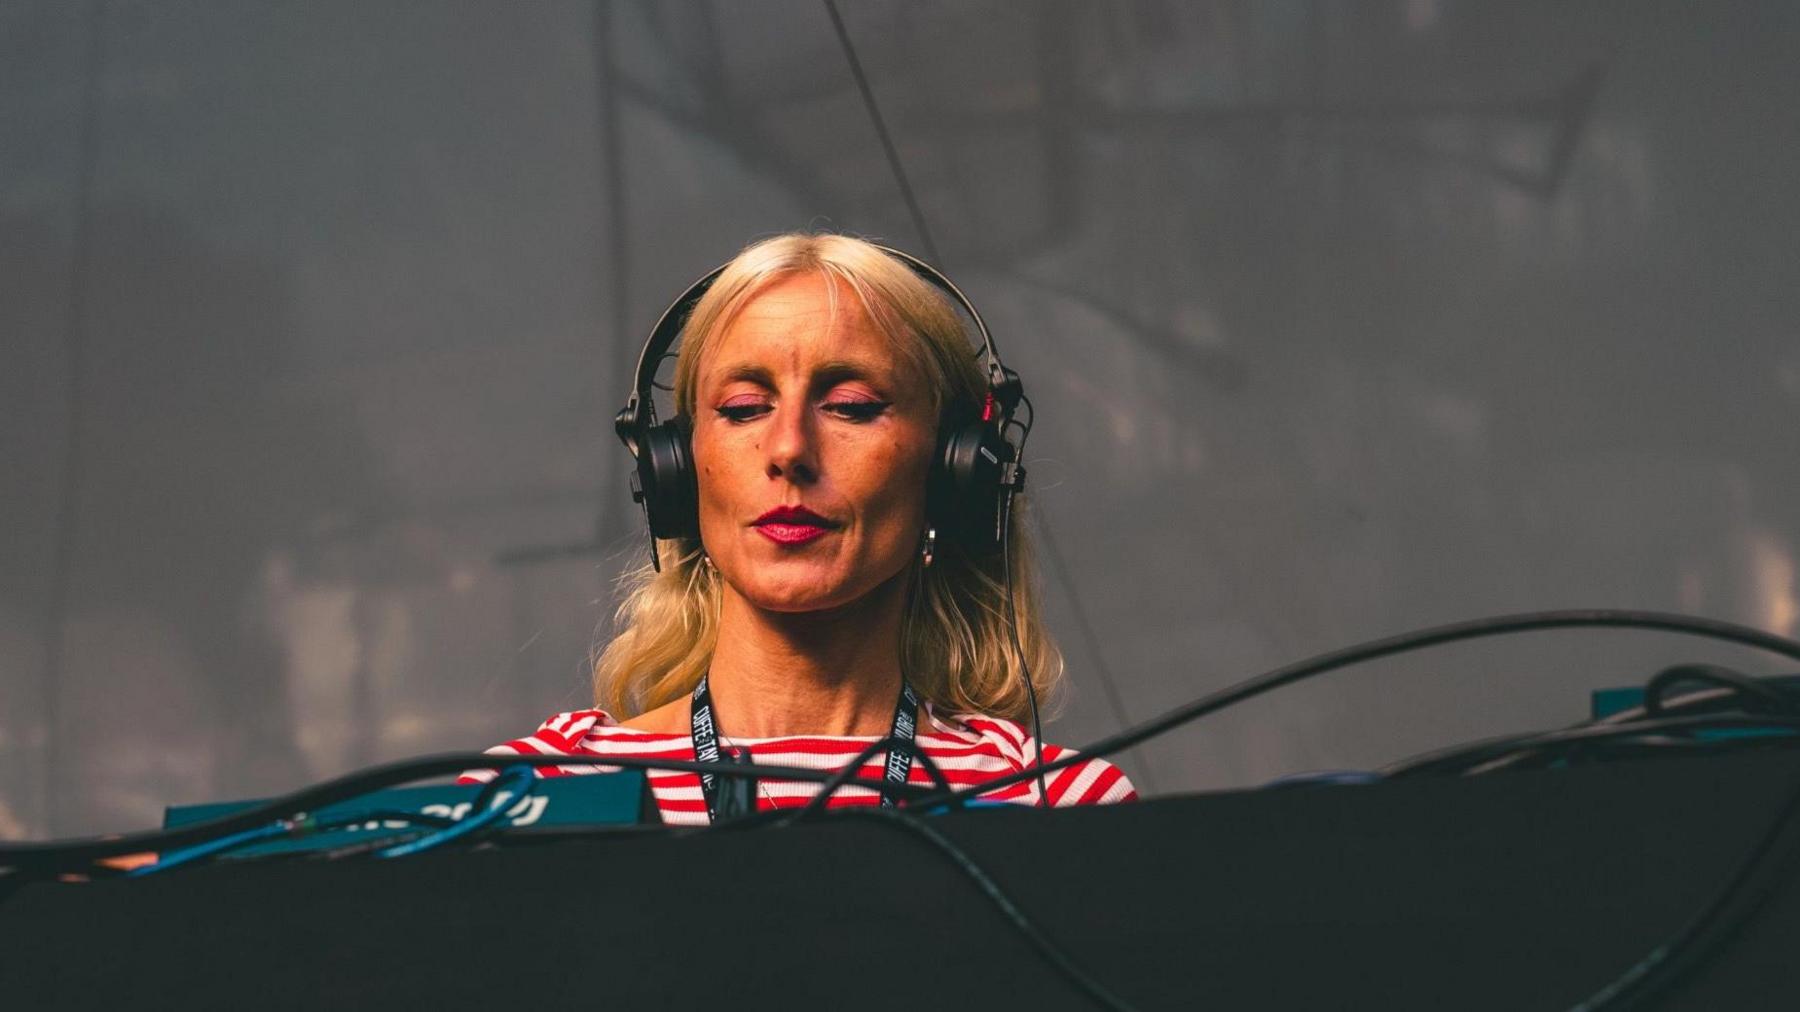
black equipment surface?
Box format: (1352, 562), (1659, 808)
(5, 751), (1800, 1010)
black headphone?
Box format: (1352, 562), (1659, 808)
(613, 243), (1027, 571)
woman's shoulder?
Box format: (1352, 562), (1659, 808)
(923, 706), (1138, 806)
(454, 707), (687, 784)
(517, 707), (694, 747)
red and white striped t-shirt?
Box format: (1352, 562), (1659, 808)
(459, 705), (1136, 825)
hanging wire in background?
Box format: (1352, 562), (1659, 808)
(594, 0), (634, 549)
(822, 0), (1151, 790)
(38, 0), (110, 841)
(822, 0), (941, 266)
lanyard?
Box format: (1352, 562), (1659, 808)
(689, 673), (920, 823)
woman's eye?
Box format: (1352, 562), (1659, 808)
(716, 403), (769, 423)
(824, 400), (889, 422)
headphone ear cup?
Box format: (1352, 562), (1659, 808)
(637, 421), (699, 540)
(934, 419), (1014, 556)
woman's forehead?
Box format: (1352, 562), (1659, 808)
(700, 273), (915, 383)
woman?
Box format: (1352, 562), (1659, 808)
(463, 234), (1134, 824)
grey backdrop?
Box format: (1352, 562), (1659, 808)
(5, 0), (1798, 838)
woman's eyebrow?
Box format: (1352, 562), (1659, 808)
(810, 360), (882, 386)
(714, 363), (776, 388)
(710, 358), (899, 391)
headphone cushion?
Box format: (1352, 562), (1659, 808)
(639, 422), (698, 540)
(934, 420), (1014, 555)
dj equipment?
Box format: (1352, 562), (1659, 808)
(1593, 672), (1800, 720)
(612, 241), (1026, 568)
(5, 750), (1798, 1010)
(159, 771), (651, 861)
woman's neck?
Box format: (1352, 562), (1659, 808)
(705, 573), (908, 738)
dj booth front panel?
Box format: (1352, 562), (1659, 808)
(5, 751), (1797, 1011)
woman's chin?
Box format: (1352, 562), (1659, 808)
(740, 581), (858, 615)
(732, 568), (889, 616)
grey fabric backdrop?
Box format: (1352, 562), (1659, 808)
(4, 0), (1798, 838)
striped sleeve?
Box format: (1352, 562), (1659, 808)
(957, 714), (1137, 806)
(1038, 742), (1136, 805)
(455, 709), (615, 784)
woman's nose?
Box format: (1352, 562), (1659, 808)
(764, 403), (819, 484)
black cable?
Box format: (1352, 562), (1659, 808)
(1360, 669), (1800, 1012)
(782, 735), (957, 824)
(0, 750), (935, 876)
(1402, 676), (1794, 779)
(462, 762), (526, 823)
(1645, 663), (1800, 718)
(375, 765), (537, 860)
(131, 807), (462, 877)
(862, 661), (1800, 1012)
(1387, 708), (1800, 778)
(1381, 713), (1800, 780)
(1002, 492), (1051, 806)
(1594, 685), (1741, 727)
(1033, 504), (1155, 794)
(22, 608), (1796, 1010)
(820, 805), (1144, 1012)
(906, 742), (955, 804)
(1564, 763), (1800, 1012)
(988, 374), (1048, 805)
(913, 609), (1800, 809)
(1458, 731), (1749, 778)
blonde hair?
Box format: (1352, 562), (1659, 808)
(593, 233), (1063, 722)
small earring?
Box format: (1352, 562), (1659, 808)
(920, 528), (937, 569)
(701, 552), (716, 572)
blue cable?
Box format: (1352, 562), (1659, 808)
(129, 820), (299, 877)
(376, 764), (535, 859)
(1261, 769), (1385, 789)
(129, 808), (460, 876)
(132, 767), (536, 874)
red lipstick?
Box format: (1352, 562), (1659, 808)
(752, 505), (837, 546)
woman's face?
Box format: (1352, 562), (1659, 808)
(691, 272), (937, 614)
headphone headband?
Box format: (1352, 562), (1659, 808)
(614, 243), (1016, 449)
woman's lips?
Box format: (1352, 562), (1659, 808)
(752, 507), (837, 546)
(755, 522), (832, 546)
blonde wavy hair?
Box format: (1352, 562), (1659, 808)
(593, 233), (1063, 723)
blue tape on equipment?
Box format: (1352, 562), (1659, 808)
(160, 770), (645, 859)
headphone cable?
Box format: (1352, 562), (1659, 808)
(1003, 491), (1050, 806)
